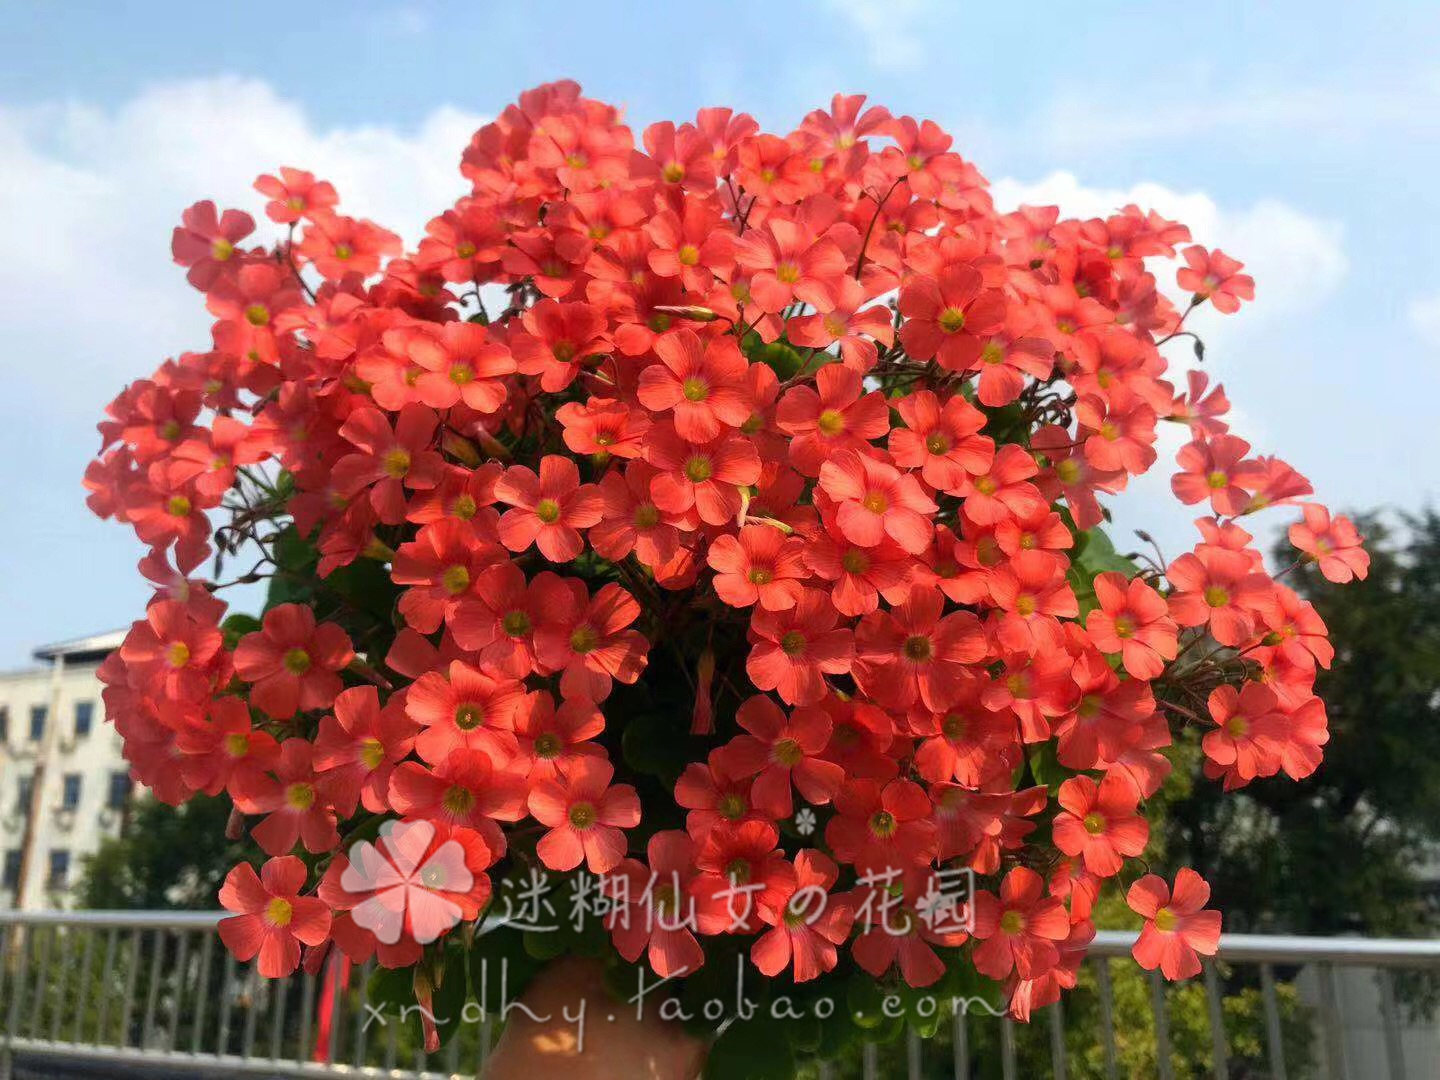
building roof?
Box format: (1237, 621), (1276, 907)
(32, 629), (128, 664)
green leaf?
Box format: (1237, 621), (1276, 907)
(749, 340), (807, 380)
(704, 1014), (796, 1080)
(219, 613), (262, 650)
(1027, 741), (1071, 795)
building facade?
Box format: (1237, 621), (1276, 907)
(0, 630), (130, 909)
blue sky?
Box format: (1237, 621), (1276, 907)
(2, 1), (1438, 666)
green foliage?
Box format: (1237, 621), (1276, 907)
(78, 792), (256, 910)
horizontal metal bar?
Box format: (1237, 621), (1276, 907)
(1089, 930), (1440, 966)
(9, 913), (1436, 967)
(5, 1039), (454, 1080)
(0, 910), (223, 929)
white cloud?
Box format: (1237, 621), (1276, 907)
(822, 0), (934, 72)
(990, 171), (1347, 321)
(0, 76), (484, 411)
(1408, 291), (1440, 347)
(0, 77), (487, 665)
(989, 171), (1350, 564)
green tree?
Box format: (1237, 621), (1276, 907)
(78, 791), (256, 909)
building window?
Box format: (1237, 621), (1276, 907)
(2, 851), (20, 890)
(61, 774), (82, 810)
(47, 850), (70, 890)
(15, 773), (33, 816)
(108, 772), (131, 810)
(74, 701), (94, 738)
(0, 705), (8, 743)
(29, 705), (46, 741)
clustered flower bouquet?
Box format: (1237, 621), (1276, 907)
(85, 80), (1369, 1075)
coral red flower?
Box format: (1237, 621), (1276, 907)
(817, 449), (937, 553)
(644, 422), (761, 526)
(509, 299), (611, 392)
(825, 778), (937, 873)
(389, 750), (527, 843)
(313, 686), (417, 816)
(233, 605), (353, 719)
(853, 589), (986, 711)
(715, 696), (845, 818)
(297, 211), (401, 279)
(254, 167), (337, 224)
(751, 850), (854, 982)
(746, 589), (854, 705)
(1127, 868), (1222, 979)
(405, 321), (516, 412)
(119, 600), (225, 703)
(707, 524), (807, 611)
(528, 757), (640, 873)
(494, 455), (604, 563)
(171, 200), (254, 289)
(229, 738), (340, 856)
(1202, 682), (1284, 786)
(1166, 547), (1276, 646)
(1177, 246), (1254, 314)
(219, 856), (330, 978)
(391, 519), (504, 634)
(971, 866), (1070, 980)
(404, 659), (525, 765)
(1085, 572), (1179, 680)
(1289, 505), (1369, 583)
(332, 404), (446, 524)
(849, 867), (970, 988)
(775, 365), (890, 477)
(899, 265), (1007, 371)
(175, 695), (280, 797)
(954, 443), (1048, 526)
(530, 577), (649, 701)
(733, 213), (853, 313)
(637, 330), (750, 442)
(694, 819), (796, 932)
(605, 831), (727, 978)
(1052, 773), (1149, 877)
(888, 390), (993, 493)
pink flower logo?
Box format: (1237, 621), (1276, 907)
(340, 819), (473, 944)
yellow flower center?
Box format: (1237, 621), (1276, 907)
(568, 802), (598, 830)
(265, 897), (293, 927)
(443, 784), (476, 815)
(442, 565), (471, 595)
(938, 307), (966, 333)
(382, 449), (411, 479)
(360, 738), (385, 770)
(772, 738), (803, 766)
(1203, 586), (1231, 608)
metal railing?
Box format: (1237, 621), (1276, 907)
(1, 910), (1438, 1079)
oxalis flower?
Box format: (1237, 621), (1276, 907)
(85, 81), (1364, 1039)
